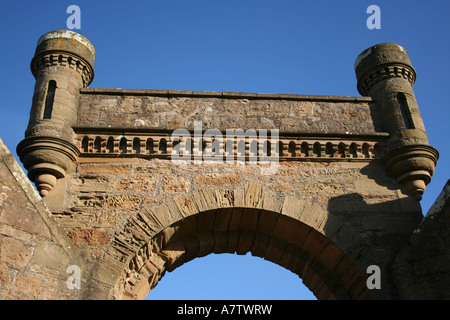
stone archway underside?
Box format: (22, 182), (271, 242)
(87, 184), (374, 300)
(118, 209), (372, 300)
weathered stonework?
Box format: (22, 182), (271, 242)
(391, 180), (450, 299)
(1, 31), (447, 300)
(0, 138), (87, 300)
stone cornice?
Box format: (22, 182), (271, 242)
(357, 63), (416, 96)
(383, 144), (439, 199)
(80, 88), (374, 103)
(31, 52), (95, 87)
(17, 136), (80, 166)
(16, 136), (81, 196)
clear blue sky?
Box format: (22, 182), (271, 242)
(0, 1), (448, 300)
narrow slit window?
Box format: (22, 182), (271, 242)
(43, 80), (56, 119)
(397, 93), (414, 129)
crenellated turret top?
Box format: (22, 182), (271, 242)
(355, 43), (416, 96)
(31, 30), (95, 87)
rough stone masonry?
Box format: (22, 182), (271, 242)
(0, 30), (448, 300)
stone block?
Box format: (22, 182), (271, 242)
(255, 210), (279, 235)
(0, 237), (31, 268)
(250, 232), (271, 258)
(354, 179), (390, 195)
(281, 196), (306, 220)
(236, 230), (254, 255)
(192, 188), (218, 212)
(261, 192), (283, 213)
(161, 240), (186, 271)
(197, 210), (216, 234)
(67, 228), (110, 246)
(153, 203), (184, 230)
(239, 208), (260, 231)
(215, 189), (236, 208)
(162, 176), (190, 193)
(297, 183), (344, 195)
(173, 194), (199, 218)
(91, 262), (123, 293)
(80, 165), (132, 175)
(196, 231), (215, 257)
(137, 208), (166, 236)
(182, 236), (200, 262)
(214, 208), (233, 231)
(15, 273), (42, 298)
(160, 223), (182, 248)
(0, 197), (52, 239)
(74, 176), (110, 193)
(212, 230), (230, 254)
(0, 224), (33, 243)
(194, 173), (241, 185)
(31, 241), (69, 271)
(0, 263), (12, 290)
(80, 195), (142, 210)
(244, 183), (264, 208)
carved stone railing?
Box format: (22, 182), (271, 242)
(74, 128), (388, 162)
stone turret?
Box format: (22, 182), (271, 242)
(17, 30), (95, 197)
(355, 43), (438, 200)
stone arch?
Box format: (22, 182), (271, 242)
(86, 183), (376, 300)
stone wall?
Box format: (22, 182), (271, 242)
(60, 158), (420, 245)
(3, 87), (446, 299)
(77, 89), (383, 133)
(20, 88), (428, 300)
(54, 147), (422, 299)
(391, 180), (450, 299)
(2, 131), (447, 299)
(0, 138), (86, 299)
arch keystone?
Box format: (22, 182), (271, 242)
(215, 189), (236, 208)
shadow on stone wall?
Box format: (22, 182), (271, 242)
(390, 179), (450, 299)
(327, 191), (423, 299)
